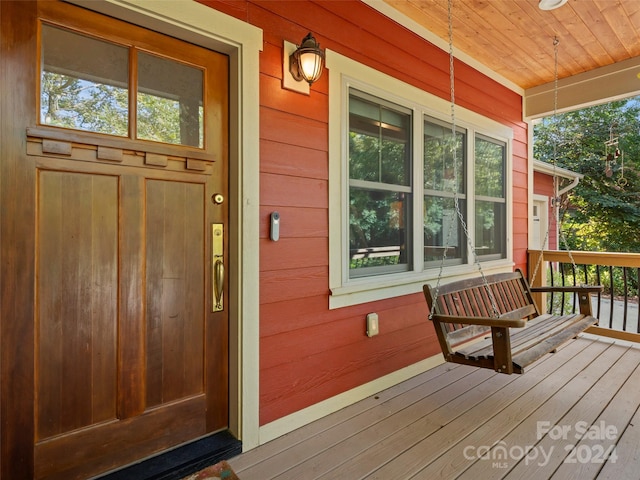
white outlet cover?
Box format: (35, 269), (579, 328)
(366, 313), (379, 337)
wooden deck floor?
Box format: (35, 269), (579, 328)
(229, 334), (640, 479)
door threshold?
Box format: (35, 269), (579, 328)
(96, 430), (242, 480)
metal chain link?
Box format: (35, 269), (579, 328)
(430, 0), (500, 319)
(531, 37), (580, 288)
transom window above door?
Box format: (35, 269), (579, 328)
(40, 23), (206, 149)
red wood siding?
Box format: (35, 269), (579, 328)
(534, 171), (558, 250)
(200, 0), (530, 425)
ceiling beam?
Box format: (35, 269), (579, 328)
(525, 56), (640, 119)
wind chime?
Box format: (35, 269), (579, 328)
(604, 125), (627, 189)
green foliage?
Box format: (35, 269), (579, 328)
(41, 71), (198, 146)
(534, 97), (640, 253)
(42, 73), (128, 136)
(137, 92), (181, 145)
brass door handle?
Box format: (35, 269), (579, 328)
(214, 259), (224, 311)
(212, 223), (224, 311)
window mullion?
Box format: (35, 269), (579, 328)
(414, 109), (425, 274)
(129, 47), (138, 140)
(349, 179), (411, 193)
(466, 130), (476, 266)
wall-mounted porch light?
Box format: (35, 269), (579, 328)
(289, 33), (324, 85)
(283, 33), (324, 95)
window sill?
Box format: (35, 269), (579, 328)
(329, 260), (514, 309)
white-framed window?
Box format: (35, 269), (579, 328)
(474, 134), (507, 261)
(327, 50), (514, 309)
(423, 115), (467, 268)
(348, 90), (413, 277)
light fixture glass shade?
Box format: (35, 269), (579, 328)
(289, 33), (325, 85)
(298, 51), (323, 83)
(538, 0), (568, 10)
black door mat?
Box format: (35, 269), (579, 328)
(97, 430), (242, 480)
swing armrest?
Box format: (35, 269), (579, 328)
(530, 285), (603, 316)
(530, 285), (603, 294)
(430, 313), (526, 328)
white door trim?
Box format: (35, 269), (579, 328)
(68, 0), (263, 450)
(532, 194), (550, 250)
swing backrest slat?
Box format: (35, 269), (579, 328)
(426, 270), (540, 347)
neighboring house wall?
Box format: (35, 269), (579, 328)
(201, 0), (528, 425)
(534, 171), (558, 250)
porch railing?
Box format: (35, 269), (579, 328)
(528, 249), (640, 344)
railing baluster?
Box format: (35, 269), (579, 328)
(596, 265), (602, 319)
(623, 267), (629, 331)
(637, 267), (640, 334)
(560, 263), (566, 316)
(527, 250), (640, 339)
(549, 261), (556, 315)
(571, 262), (577, 314)
(609, 265), (614, 329)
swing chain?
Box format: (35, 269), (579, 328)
(531, 36), (580, 289)
(430, 0), (500, 319)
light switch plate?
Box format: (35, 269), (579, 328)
(366, 313), (379, 337)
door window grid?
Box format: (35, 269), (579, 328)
(40, 23), (205, 148)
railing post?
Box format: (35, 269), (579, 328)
(528, 250), (546, 313)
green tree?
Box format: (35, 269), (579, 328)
(42, 72), (128, 136)
(41, 71), (198, 146)
(533, 97), (640, 252)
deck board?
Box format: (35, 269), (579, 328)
(500, 344), (640, 480)
(229, 334), (640, 480)
(457, 341), (635, 480)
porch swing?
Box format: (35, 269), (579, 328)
(422, 3), (602, 374)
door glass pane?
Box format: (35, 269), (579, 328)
(41, 25), (129, 136)
(137, 52), (204, 148)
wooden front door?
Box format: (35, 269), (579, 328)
(3, 2), (229, 479)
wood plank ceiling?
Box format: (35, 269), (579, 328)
(383, 0), (640, 90)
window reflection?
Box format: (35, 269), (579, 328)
(349, 189), (411, 271)
(41, 25), (128, 136)
(40, 25), (205, 149)
(424, 117), (466, 266)
(137, 52), (204, 148)
(349, 91), (412, 276)
(475, 136), (506, 259)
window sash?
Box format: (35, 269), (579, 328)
(327, 49), (514, 308)
(423, 116), (467, 267)
(348, 90), (413, 277)
(347, 88), (511, 278)
(474, 134), (507, 260)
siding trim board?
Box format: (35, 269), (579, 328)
(259, 354), (445, 444)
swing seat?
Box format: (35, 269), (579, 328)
(423, 269), (603, 374)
